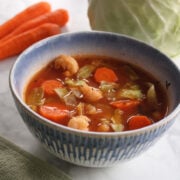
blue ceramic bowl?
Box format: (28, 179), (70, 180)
(9, 31), (180, 167)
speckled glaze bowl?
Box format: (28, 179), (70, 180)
(9, 31), (180, 167)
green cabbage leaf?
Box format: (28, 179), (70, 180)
(88, 0), (180, 57)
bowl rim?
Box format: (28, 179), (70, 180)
(9, 31), (180, 137)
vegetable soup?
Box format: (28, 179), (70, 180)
(25, 55), (168, 132)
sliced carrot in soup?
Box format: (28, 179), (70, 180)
(94, 67), (118, 83)
(38, 102), (69, 124)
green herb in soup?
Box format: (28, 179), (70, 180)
(25, 55), (168, 132)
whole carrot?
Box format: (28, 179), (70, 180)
(1, 9), (69, 43)
(0, 23), (60, 60)
(0, 2), (51, 39)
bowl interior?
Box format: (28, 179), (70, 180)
(10, 31), (180, 116)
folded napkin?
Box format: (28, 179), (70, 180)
(0, 136), (72, 180)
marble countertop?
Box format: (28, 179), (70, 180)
(0, 0), (180, 179)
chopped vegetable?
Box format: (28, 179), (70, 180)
(77, 64), (96, 79)
(65, 78), (85, 87)
(99, 81), (119, 100)
(0, 23), (60, 60)
(55, 88), (77, 106)
(117, 83), (144, 100)
(39, 102), (69, 123)
(94, 67), (118, 83)
(118, 89), (143, 100)
(0, 2), (51, 40)
(96, 103), (114, 119)
(70, 88), (83, 99)
(127, 115), (152, 130)
(99, 81), (119, 91)
(63, 92), (78, 106)
(117, 88), (144, 100)
(110, 100), (140, 111)
(146, 82), (158, 108)
(110, 109), (124, 132)
(111, 123), (124, 132)
(41, 79), (63, 96)
(26, 87), (45, 107)
(111, 109), (124, 124)
(54, 87), (69, 99)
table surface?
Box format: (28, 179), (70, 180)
(0, 0), (180, 180)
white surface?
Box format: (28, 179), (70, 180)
(0, 0), (180, 180)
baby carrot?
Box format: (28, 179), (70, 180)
(0, 23), (60, 60)
(39, 102), (69, 123)
(41, 79), (63, 96)
(94, 67), (118, 83)
(127, 115), (152, 130)
(1, 9), (69, 43)
(0, 2), (51, 39)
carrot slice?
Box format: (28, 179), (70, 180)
(39, 102), (69, 123)
(94, 67), (118, 82)
(110, 100), (140, 111)
(41, 79), (63, 95)
(127, 115), (152, 130)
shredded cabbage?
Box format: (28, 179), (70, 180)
(77, 65), (96, 79)
(55, 88), (78, 106)
(65, 78), (85, 87)
(111, 109), (124, 132)
(88, 0), (180, 57)
(99, 81), (119, 100)
(26, 87), (45, 107)
(117, 83), (144, 100)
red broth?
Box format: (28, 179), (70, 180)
(25, 55), (168, 132)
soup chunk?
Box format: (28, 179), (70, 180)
(25, 55), (168, 132)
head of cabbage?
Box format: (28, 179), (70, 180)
(88, 0), (180, 58)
